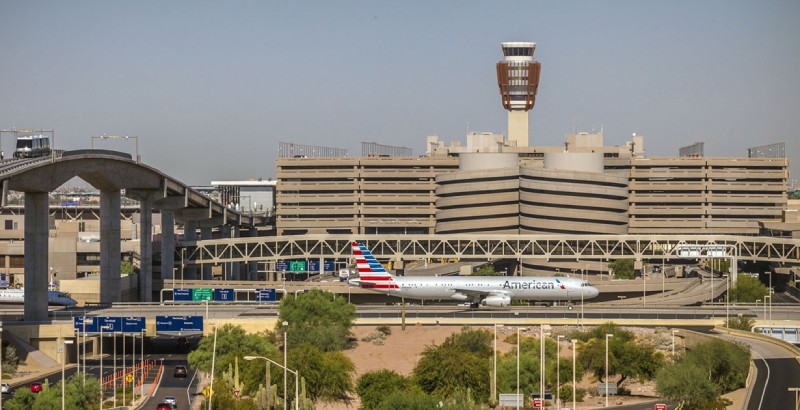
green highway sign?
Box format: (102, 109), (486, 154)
(192, 288), (213, 301)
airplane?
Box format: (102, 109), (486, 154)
(348, 242), (599, 308)
(0, 288), (78, 306)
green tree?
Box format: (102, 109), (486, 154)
(5, 373), (101, 410)
(290, 344), (355, 402)
(729, 275), (769, 303)
(609, 259), (634, 279)
(188, 324), (277, 383)
(656, 362), (724, 409)
(656, 338), (747, 409)
(199, 379), (258, 410)
(725, 315), (756, 331)
(472, 265), (503, 276)
(412, 327), (492, 402)
(357, 370), (417, 410)
(2, 342), (19, 376)
(576, 324), (664, 388)
(120, 260), (136, 275)
(278, 290), (356, 352)
(374, 390), (440, 410)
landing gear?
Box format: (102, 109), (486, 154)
(469, 302), (480, 309)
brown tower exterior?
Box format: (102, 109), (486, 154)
(496, 42), (541, 147)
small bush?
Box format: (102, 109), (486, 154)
(725, 316), (755, 331)
(361, 331), (387, 345)
(376, 325), (392, 336)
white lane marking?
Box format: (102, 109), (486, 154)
(753, 349), (770, 410)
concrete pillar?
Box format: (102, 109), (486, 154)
(184, 220), (198, 280)
(138, 197), (153, 302)
(231, 226), (241, 281)
(247, 229), (259, 281)
(23, 192), (49, 322)
(220, 225), (231, 280)
(100, 190), (121, 304)
(160, 210), (175, 282)
(200, 227), (212, 280)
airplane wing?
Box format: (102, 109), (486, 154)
(451, 288), (510, 303)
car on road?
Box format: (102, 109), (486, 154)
(29, 381), (43, 393)
(163, 395), (177, 408)
(1, 383), (10, 394)
(174, 365), (188, 377)
(156, 403), (172, 410)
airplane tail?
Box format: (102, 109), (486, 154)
(350, 242), (398, 289)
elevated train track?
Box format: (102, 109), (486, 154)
(184, 234), (800, 265)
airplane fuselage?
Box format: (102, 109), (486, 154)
(359, 275), (598, 302)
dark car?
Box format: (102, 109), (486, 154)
(156, 403), (172, 410)
(176, 337), (189, 349)
(30, 382), (43, 393)
(174, 365), (188, 377)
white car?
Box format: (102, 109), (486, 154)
(163, 396), (177, 408)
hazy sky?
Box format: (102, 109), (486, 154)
(1, 1), (798, 185)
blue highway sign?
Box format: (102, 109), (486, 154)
(214, 288), (235, 302)
(156, 315), (204, 333)
(173, 288), (193, 302)
(256, 288), (276, 302)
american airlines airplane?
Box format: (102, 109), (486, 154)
(348, 242), (600, 308)
(0, 288), (78, 306)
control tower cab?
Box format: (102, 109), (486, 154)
(496, 42), (541, 147)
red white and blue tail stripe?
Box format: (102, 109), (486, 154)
(351, 242), (398, 289)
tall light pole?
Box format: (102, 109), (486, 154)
(113, 332), (117, 409)
(605, 334), (613, 407)
(244, 356), (300, 410)
(209, 323), (218, 410)
(141, 329), (145, 398)
(539, 326), (546, 407)
(556, 335), (564, 409)
(725, 274), (730, 327)
(571, 339), (577, 410)
(493, 324), (503, 404)
(62, 339), (74, 410)
(766, 294), (772, 323)
(516, 327), (520, 410)
(100, 324), (112, 410)
(283, 321), (289, 410)
(131, 332), (136, 404)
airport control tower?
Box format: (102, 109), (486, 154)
(496, 42), (541, 147)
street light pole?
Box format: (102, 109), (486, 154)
(557, 335), (564, 410)
(572, 339), (577, 410)
(243, 356), (300, 410)
(516, 327), (520, 410)
(493, 324), (503, 404)
(605, 334), (613, 407)
(141, 329), (145, 398)
(540, 326), (545, 407)
(62, 339), (74, 410)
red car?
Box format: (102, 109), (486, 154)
(156, 403), (172, 410)
(30, 382), (43, 393)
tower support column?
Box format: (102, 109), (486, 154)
(23, 192), (50, 321)
(100, 190), (121, 304)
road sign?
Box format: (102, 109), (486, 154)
(532, 398), (544, 408)
(122, 317), (146, 333)
(308, 260), (320, 272)
(192, 288), (213, 301)
(289, 260), (306, 272)
(125, 374), (133, 383)
(73, 317), (99, 333)
(100, 317), (123, 332)
(202, 385), (214, 397)
(323, 260), (334, 272)
(214, 288), (235, 302)
(275, 260), (288, 271)
(256, 288), (276, 302)
(654, 404), (667, 410)
(173, 288), (193, 302)
(156, 316), (204, 333)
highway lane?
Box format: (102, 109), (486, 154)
(716, 333), (800, 410)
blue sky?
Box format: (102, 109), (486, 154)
(1, 1), (798, 185)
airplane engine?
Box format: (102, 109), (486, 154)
(481, 295), (511, 307)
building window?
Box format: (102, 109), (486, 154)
(4, 220), (12, 230)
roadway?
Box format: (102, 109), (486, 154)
(5, 337), (194, 410)
(716, 333), (800, 410)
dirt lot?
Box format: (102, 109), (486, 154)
(317, 324), (668, 410)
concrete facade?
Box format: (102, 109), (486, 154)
(276, 156), (459, 235)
